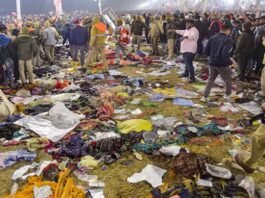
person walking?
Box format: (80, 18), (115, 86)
(235, 22), (254, 81)
(70, 19), (88, 66)
(43, 21), (60, 65)
(85, 16), (108, 72)
(14, 26), (37, 85)
(202, 24), (233, 102)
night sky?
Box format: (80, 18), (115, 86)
(0, 0), (145, 15)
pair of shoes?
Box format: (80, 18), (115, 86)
(200, 96), (208, 103)
(235, 154), (254, 174)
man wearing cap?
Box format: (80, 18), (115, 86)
(70, 19), (88, 66)
(14, 26), (37, 85)
(171, 19), (199, 83)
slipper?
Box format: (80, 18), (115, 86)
(235, 154), (254, 174)
(100, 152), (121, 164)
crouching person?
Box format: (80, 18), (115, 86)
(235, 103), (265, 173)
(14, 27), (37, 85)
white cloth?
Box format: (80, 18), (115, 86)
(15, 102), (84, 142)
(127, 165), (167, 188)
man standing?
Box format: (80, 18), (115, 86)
(202, 24), (233, 102)
(70, 19), (88, 66)
(14, 27), (37, 85)
(174, 19), (199, 83)
(85, 16), (108, 72)
(43, 21), (60, 65)
(235, 22), (254, 81)
(131, 15), (145, 52)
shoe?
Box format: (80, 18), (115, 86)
(235, 154), (254, 174)
(201, 96), (208, 103)
(180, 73), (188, 78)
(188, 79), (195, 83)
(224, 95), (231, 102)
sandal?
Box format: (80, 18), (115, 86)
(235, 154), (254, 174)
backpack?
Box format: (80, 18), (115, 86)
(119, 27), (130, 45)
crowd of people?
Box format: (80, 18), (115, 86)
(0, 11), (265, 86)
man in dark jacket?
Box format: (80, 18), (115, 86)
(70, 20), (88, 66)
(14, 26), (37, 85)
(236, 22), (254, 81)
(202, 24), (233, 102)
(131, 15), (145, 52)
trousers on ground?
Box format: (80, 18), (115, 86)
(183, 52), (195, 80)
(204, 66), (232, 97)
(72, 45), (86, 66)
(85, 45), (108, 69)
(19, 59), (34, 84)
(244, 124), (265, 167)
(45, 45), (55, 64)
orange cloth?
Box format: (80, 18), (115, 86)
(5, 169), (85, 198)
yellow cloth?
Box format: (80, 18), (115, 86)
(5, 169), (85, 198)
(117, 119), (153, 134)
(153, 88), (177, 97)
(78, 155), (99, 168)
(244, 125), (265, 167)
(26, 137), (50, 151)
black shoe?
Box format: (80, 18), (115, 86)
(188, 79), (196, 83)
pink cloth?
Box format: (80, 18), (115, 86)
(176, 27), (199, 54)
